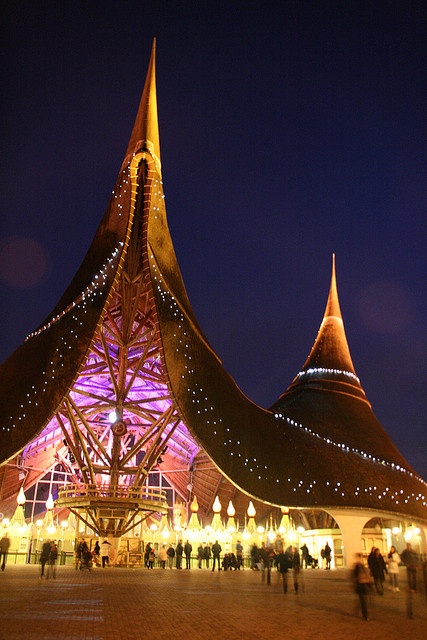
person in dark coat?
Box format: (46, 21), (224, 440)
(368, 547), (387, 594)
(276, 547), (293, 593)
(197, 544), (204, 569)
(175, 540), (183, 569)
(400, 543), (420, 592)
(291, 546), (301, 593)
(40, 540), (51, 578)
(47, 540), (58, 579)
(324, 542), (332, 569)
(184, 540), (192, 569)
(300, 543), (309, 569)
(203, 544), (211, 568)
(212, 540), (222, 571)
(166, 543), (175, 569)
(0, 534), (11, 572)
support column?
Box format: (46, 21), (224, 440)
(326, 509), (371, 568)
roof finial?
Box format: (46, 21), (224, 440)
(123, 38), (161, 173)
(324, 252), (342, 320)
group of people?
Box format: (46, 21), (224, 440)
(140, 539), (245, 571)
(353, 542), (421, 620)
(147, 540), (220, 570)
(40, 539), (58, 578)
(75, 538), (111, 569)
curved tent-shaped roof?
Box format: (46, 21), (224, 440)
(0, 42), (425, 523)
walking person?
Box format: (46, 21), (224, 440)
(276, 547), (293, 594)
(387, 545), (401, 592)
(291, 546), (301, 593)
(100, 539), (112, 568)
(369, 547), (387, 595)
(0, 534), (11, 572)
(40, 540), (51, 578)
(235, 540), (243, 570)
(352, 553), (371, 620)
(47, 540), (58, 579)
(400, 543), (419, 592)
(212, 540), (222, 571)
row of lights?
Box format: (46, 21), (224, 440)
(295, 367), (360, 383)
(275, 411), (427, 494)
(7, 157), (138, 438)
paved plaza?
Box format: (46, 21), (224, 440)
(0, 564), (426, 640)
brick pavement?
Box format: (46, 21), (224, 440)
(0, 564), (426, 640)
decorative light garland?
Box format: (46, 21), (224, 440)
(274, 411), (427, 492)
(296, 367), (360, 383)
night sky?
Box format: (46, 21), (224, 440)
(1, 2), (426, 479)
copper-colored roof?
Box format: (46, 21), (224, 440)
(0, 43), (426, 522)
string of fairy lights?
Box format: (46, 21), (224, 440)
(2, 242), (123, 432)
(24, 162), (134, 343)
(295, 367), (360, 383)
(3, 163), (137, 433)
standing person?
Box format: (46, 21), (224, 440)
(204, 544), (211, 568)
(211, 540), (222, 571)
(148, 546), (155, 568)
(40, 540), (51, 578)
(93, 540), (100, 566)
(158, 544), (167, 569)
(235, 540), (243, 570)
(47, 540), (58, 579)
(166, 543), (175, 569)
(300, 543), (309, 569)
(324, 542), (332, 569)
(387, 545), (401, 592)
(400, 543), (419, 592)
(0, 534), (11, 572)
(76, 539), (88, 570)
(352, 553), (371, 621)
(197, 544), (204, 569)
(100, 539), (112, 568)
(184, 540), (192, 569)
(175, 540), (183, 569)
(369, 547), (387, 595)
(144, 543), (152, 568)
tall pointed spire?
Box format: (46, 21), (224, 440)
(277, 254), (366, 400)
(299, 253), (359, 379)
(123, 38), (161, 173)
(323, 252), (342, 320)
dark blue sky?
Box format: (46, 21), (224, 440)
(1, 1), (426, 478)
